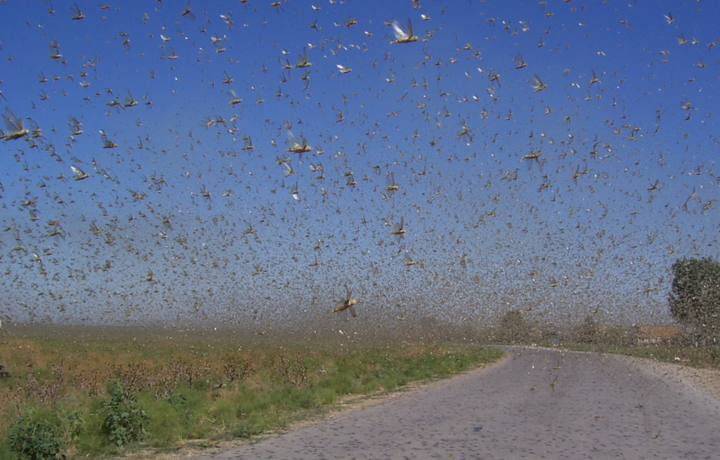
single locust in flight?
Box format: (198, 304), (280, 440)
(331, 286), (358, 317)
(71, 165), (89, 181)
(100, 130), (117, 148)
(391, 19), (418, 44)
(2, 108), (29, 141)
(390, 216), (406, 242)
(384, 173), (400, 195)
(286, 129), (312, 154)
(295, 47), (311, 68)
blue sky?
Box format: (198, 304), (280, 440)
(0, 0), (718, 329)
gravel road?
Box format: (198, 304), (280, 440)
(192, 348), (720, 459)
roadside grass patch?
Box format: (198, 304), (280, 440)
(0, 329), (502, 458)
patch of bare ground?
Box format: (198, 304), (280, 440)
(615, 354), (720, 404)
(107, 357), (507, 460)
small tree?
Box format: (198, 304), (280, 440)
(669, 257), (720, 344)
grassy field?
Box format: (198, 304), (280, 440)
(0, 324), (503, 459)
(3, 319), (718, 459)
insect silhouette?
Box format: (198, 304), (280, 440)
(331, 286), (358, 317)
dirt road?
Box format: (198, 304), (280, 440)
(193, 348), (720, 459)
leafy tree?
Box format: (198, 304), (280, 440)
(669, 257), (720, 344)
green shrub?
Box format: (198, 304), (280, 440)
(669, 257), (720, 344)
(8, 413), (66, 460)
(97, 380), (150, 446)
(56, 408), (85, 445)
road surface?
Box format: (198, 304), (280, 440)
(193, 348), (720, 459)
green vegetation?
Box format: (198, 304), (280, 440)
(0, 329), (502, 458)
(669, 257), (720, 344)
(8, 412), (65, 460)
(558, 341), (720, 369)
(488, 307), (720, 370)
(4, 290), (719, 460)
(97, 380), (150, 446)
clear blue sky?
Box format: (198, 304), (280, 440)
(0, 0), (718, 329)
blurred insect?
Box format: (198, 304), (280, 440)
(242, 222), (256, 237)
(457, 122), (473, 142)
(122, 90), (137, 108)
(70, 2), (84, 20)
(3, 108), (29, 141)
(49, 39), (62, 59)
(286, 129), (311, 154)
(337, 64), (352, 74)
(664, 12), (674, 24)
(100, 130), (117, 148)
(228, 89), (242, 105)
(71, 165), (89, 181)
(514, 53), (527, 69)
(282, 162), (295, 177)
(181, 1), (195, 20)
(528, 74), (547, 92)
(290, 182), (300, 201)
(390, 217), (406, 242)
(391, 19), (418, 44)
(459, 253), (470, 269)
(571, 164), (589, 183)
(488, 69), (501, 87)
(384, 173), (400, 195)
(521, 150), (543, 170)
(404, 253), (423, 268)
(295, 47), (311, 68)
(589, 69), (600, 86)
(330, 286), (358, 317)
(242, 135), (254, 150)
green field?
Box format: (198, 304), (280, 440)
(3, 319), (718, 459)
(0, 324), (503, 459)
